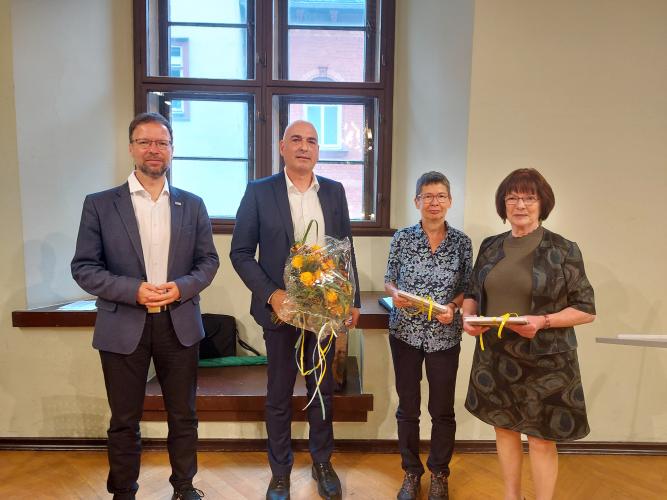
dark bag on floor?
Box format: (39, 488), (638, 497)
(199, 313), (261, 359)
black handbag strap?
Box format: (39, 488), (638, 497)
(238, 337), (261, 356)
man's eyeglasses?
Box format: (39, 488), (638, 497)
(418, 193), (450, 204)
(505, 195), (539, 206)
(131, 139), (172, 150)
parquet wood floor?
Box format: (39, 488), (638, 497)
(0, 450), (665, 499)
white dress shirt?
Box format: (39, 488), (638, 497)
(127, 172), (171, 285)
(285, 169), (325, 246)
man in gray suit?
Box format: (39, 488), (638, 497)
(72, 112), (219, 500)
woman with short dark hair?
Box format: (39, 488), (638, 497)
(385, 171), (473, 500)
(463, 168), (596, 500)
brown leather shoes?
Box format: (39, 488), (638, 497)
(397, 471), (421, 500)
(428, 472), (449, 500)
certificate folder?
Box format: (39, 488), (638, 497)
(464, 316), (528, 326)
(395, 290), (450, 315)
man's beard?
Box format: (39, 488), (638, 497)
(138, 161), (170, 179)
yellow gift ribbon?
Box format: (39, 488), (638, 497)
(403, 295), (436, 321)
(479, 313), (518, 351)
(295, 320), (337, 419)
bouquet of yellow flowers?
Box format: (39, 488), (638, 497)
(281, 225), (356, 337)
(279, 220), (356, 416)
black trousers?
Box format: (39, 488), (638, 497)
(264, 323), (336, 476)
(99, 312), (199, 496)
(389, 335), (461, 476)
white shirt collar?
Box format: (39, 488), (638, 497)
(127, 171), (170, 198)
(284, 168), (319, 194)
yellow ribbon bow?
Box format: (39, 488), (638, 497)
(479, 313), (519, 351)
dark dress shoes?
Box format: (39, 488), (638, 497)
(171, 486), (205, 499)
(311, 462), (342, 500)
(266, 475), (290, 500)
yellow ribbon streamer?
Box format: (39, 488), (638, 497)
(294, 319), (337, 419)
(479, 312), (518, 351)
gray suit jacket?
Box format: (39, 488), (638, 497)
(71, 181), (219, 354)
(229, 172), (360, 330)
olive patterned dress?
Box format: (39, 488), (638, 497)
(465, 227), (596, 441)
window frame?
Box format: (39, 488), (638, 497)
(133, 0), (396, 235)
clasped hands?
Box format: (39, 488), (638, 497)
(270, 289), (360, 329)
(136, 281), (181, 307)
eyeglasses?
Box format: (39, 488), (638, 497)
(131, 139), (172, 150)
(418, 193), (450, 204)
(505, 195), (539, 206)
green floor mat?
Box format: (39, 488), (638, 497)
(198, 355), (267, 367)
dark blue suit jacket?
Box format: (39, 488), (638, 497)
(230, 172), (361, 330)
(71, 182), (219, 354)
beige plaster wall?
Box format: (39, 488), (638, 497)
(1, 0), (133, 437)
(3, 0), (666, 444)
(463, 0), (667, 441)
(0, 0), (30, 436)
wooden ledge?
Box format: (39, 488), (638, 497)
(12, 303), (96, 328)
(12, 292), (389, 330)
(143, 356), (373, 422)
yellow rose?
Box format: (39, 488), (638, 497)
(331, 304), (344, 316)
(292, 255), (304, 269)
(325, 290), (338, 303)
(299, 271), (315, 286)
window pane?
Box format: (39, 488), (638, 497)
(287, 29), (365, 82)
(306, 105), (321, 130)
(323, 106), (338, 144)
(287, 0), (365, 27)
(169, 26), (247, 79)
(171, 160), (247, 218)
(314, 162), (366, 220)
(146, 91), (253, 219)
(170, 0), (248, 24)
(278, 95), (378, 221)
(289, 102), (364, 159)
(146, 0), (253, 79)
(170, 99), (249, 158)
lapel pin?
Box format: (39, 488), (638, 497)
(175, 201), (182, 206)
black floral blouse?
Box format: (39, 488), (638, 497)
(384, 222), (473, 352)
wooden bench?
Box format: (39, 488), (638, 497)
(142, 356), (373, 422)
(12, 292), (386, 423)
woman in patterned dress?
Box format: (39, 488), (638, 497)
(463, 168), (596, 500)
(384, 171), (473, 500)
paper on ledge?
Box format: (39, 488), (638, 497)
(57, 300), (97, 311)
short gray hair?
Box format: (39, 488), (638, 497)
(415, 171), (451, 197)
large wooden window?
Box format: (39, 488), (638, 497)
(134, 0), (395, 234)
